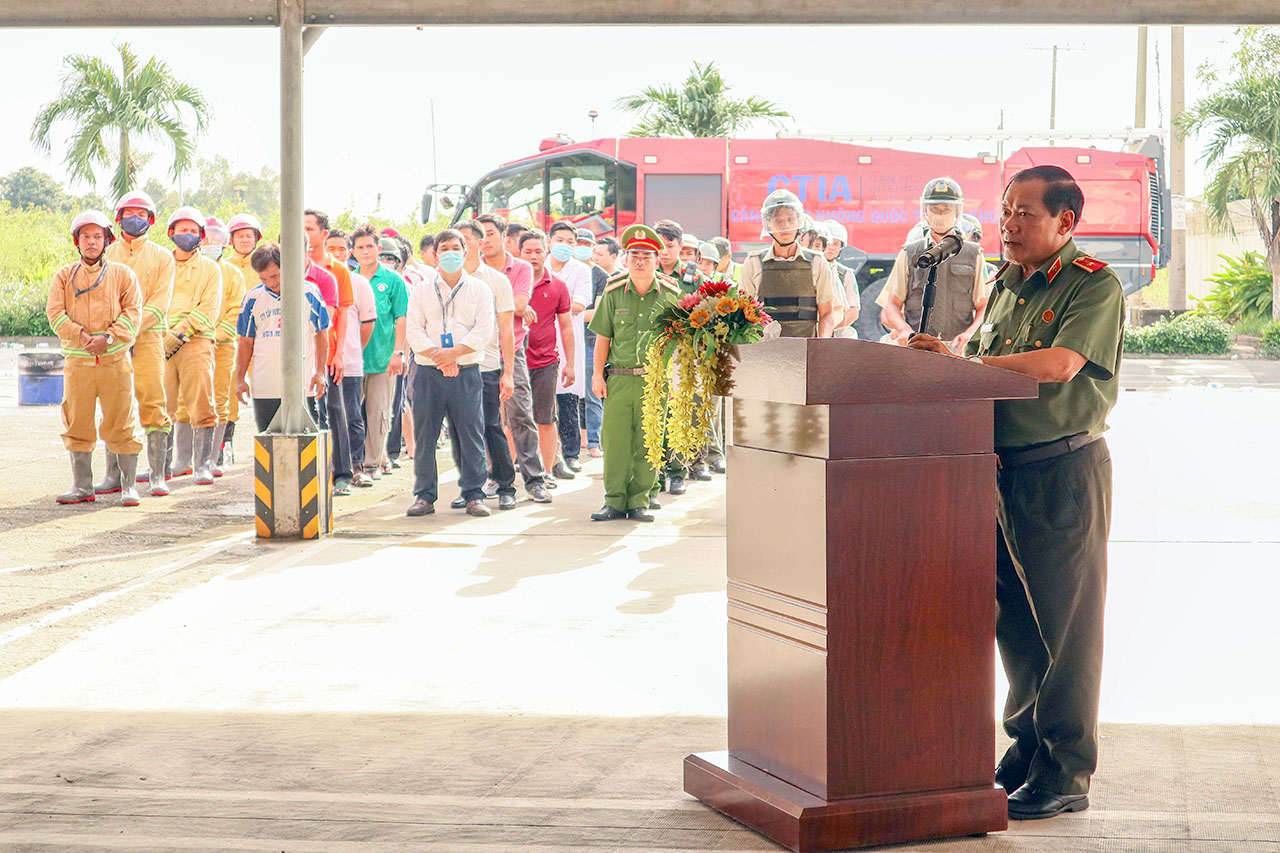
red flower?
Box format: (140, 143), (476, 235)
(699, 279), (731, 297)
(758, 312), (772, 326)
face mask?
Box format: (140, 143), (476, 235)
(550, 243), (573, 262)
(572, 245), (592, 261)
(120, 216), (150, 237)
(172, 233), (202, 253)
(200, 246), (223, 260)
(437, 250), (465, 274)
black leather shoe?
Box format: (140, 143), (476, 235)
(710, 458), (726, 474)
(498, 493), (516, 510)
(552, 462), (575, 480)
(1007, 785), (1088, 820)
(591, 505), (627, 521)
(648, 496), (661, 511)
(668, 476), (686, 495)
(690, 463), (712, 482)
(406, 498), (434, 517)
(526, 483), (553, 503)
(995, 764), (1027, 794)
(450, 496), (467, 510)
(627, 508), (655, 522)
(565, 456), (582, 472)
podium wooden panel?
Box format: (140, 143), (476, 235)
(684, 338), (1038, 851)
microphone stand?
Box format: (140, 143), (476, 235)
(916, 265), (938, 339)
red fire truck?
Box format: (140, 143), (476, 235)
(435, 135), (1166, 338)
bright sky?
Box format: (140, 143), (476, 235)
(0, 25), (1243, 220)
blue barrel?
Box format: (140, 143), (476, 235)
(18, 351), (65, 405)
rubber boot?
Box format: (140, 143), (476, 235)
(147, 431), (170, 497)
(209, 423), (227, 478)
(193, 427), (216, 485)
(171, 422), (194, 477)
(117, 453), (141, 507)
(56, 452), (95, 504)
(94, 449), (122, 494)
(223, 420), (236, 465)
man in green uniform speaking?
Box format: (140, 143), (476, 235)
(587, 224), (681, 522)
(909, 165), (1125, 821)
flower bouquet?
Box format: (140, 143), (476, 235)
(640, 279), (771, 471)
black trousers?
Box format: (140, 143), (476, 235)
(556, 392), (583, 461)
(451, 368), (516, 498)
(411, 364), (486, 504)
(252, 396), (319, 433)
(341, 375), (366, 472)
(314, 374), (352, 480)
(387, 369), (408, 460)
(995, 437), (1112, 796)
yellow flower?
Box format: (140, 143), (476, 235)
(715, 296), (736, 315)
(689, 308), (712, 329)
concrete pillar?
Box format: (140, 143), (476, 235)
(1135, 26), (1148, 129)
(1169, 25), (1187, 311)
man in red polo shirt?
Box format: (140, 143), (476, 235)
(518, 230), (575, 482)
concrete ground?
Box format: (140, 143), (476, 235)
(1, 346), (1279, 851)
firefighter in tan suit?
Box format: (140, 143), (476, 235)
(198, 216), (245, 477)
(48, 211), (144, 506)
(220, 212), (263, 466)
(101, 190), (174, 496)
(163, 206), (223, 486)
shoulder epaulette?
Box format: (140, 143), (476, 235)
(1072, 255), (1109, 273)
(988, 261), (1011, 283)
(603, 275), (628, 293)
(656, 273), (683, 293)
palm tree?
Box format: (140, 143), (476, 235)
(615, 61), (790, 138)
(31, 42), (211, 202)
(1181, 27), (1280, 321)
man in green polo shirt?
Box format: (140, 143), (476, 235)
(909, 165), (1125, 821)
(588, 224), (682, 522)
(353, 224), (408, 483)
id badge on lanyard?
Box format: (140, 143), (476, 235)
(435, 279), (461, 349)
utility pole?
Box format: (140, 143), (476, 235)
(1049, 44), (1058, 144)
(1169, 26), (1187, 311)
(1135, 26), (1148, 129)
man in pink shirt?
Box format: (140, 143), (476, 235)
(479, 213), (551, 503)
(518, 230), (575, 480)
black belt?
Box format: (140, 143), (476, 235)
(607, 367), (645, 376)
(996, 434), (1099, 469)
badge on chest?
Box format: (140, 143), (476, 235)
(440, 332), (454, 348)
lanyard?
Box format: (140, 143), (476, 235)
(73, 260), (110, 297)
(433, 276), (465, 334)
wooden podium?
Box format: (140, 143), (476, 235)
(684, 338), (1038, 852)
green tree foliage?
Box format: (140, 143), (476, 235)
(30, 42), (211, 202)
(1197, 251), (1274, 321)
(1181, 26), (1280, 321)
(140, 156), (282, 225)
(1124, 313), (1233, 355)
(615, 61), (790, 138)
(1, 167), (70, 212)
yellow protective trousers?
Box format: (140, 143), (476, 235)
(165, 337), (217, 428)
(214, 342), (239, 425)
(60, 356), (144, 455)
(132, 329), (170, 433)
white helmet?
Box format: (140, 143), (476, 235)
(824, 221), (849, 246)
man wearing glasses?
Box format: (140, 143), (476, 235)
(587, 224), (682, 522)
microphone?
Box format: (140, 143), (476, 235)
(914, 231), (964, 269)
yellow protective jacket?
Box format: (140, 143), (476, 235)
(104, 234), (174, 333)
(227, 251), (254, 285)
(46, 258), (143, 363)
(215, 258), (246, 344)
(169, 252), (223, 340)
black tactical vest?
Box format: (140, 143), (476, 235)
(902, 237), (982, 340)
(758, 248), (819, 338)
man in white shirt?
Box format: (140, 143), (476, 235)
(446, 220), (518, 511)
(326, 229), (378, 486)
(405, 229), (495, 518)
(546, 220), (592, 478)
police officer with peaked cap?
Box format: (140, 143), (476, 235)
(588, 224), (682, 522)
(909, 165), (1126, 821)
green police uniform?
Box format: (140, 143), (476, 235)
(589, 231), (682, 514)
(661, 259), (704, 294)
(966, 237), (1125, 799)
